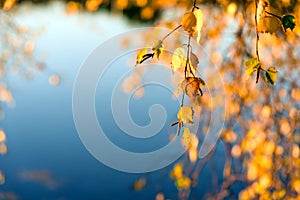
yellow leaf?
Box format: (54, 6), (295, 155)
(177, 106), (194, 124)
(244, 57), (260, 79)
(181, 12), (197, 36)
(136, 46), (148, 65)
(182, 128), (192, 148)
(193, 9), (203, 42)
(170, 163), (183, 179)
(171, 47), (186, 72)
(152, 40), (163, 59)
(257, 16), (281, 34)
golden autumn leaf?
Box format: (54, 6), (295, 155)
(171, 47), (186, 72)
(135, 46), (155, 65)
(244, 57), (260, 79)
(193, 9), (203, 42)
(257, 16), (281, 34)
(177, 106), (194, 124)
(136, 46), (148, 65)
(182, 128), (192, 148)
(181, 12), (197, 36)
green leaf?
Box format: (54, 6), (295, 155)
(281, 15), (296, 31)
(265, 67), (278, 85)
(244, 57), (260, 79)
(152, 40), (164, 59)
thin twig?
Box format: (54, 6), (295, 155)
(192, 0), (198, 11)
(185, 36), (192, 78)
(161, 25), (182, 42)
(255, 0), (261, 83)
(254, 0), (260, 61)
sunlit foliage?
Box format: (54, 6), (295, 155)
(1, 0), (300, 199)
(132, 0), (300, 199)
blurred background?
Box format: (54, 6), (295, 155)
(0, 0), (300, 199)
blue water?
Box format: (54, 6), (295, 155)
(0, 3), (227, 200)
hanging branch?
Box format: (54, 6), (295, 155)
(254, 0), (261, 83)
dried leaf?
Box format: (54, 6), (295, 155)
(181, 77), (205, 99)
(189, 52), (199, 72)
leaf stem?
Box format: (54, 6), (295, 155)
(192, 0), (198, 11)
(185, 36), (192, 78)
(265, 10), (282, 20)
(181, 92), (185, 106)
(254, 0), (260, 62)
(161, 25), (182, 42)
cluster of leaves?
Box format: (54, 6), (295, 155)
(244, 57), (278, 85)
(136, 4), (205, 140)
(132, 0), (300, 199)
(245, 1), (296, 84)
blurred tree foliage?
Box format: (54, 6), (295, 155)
(1, 0), (299, 22)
